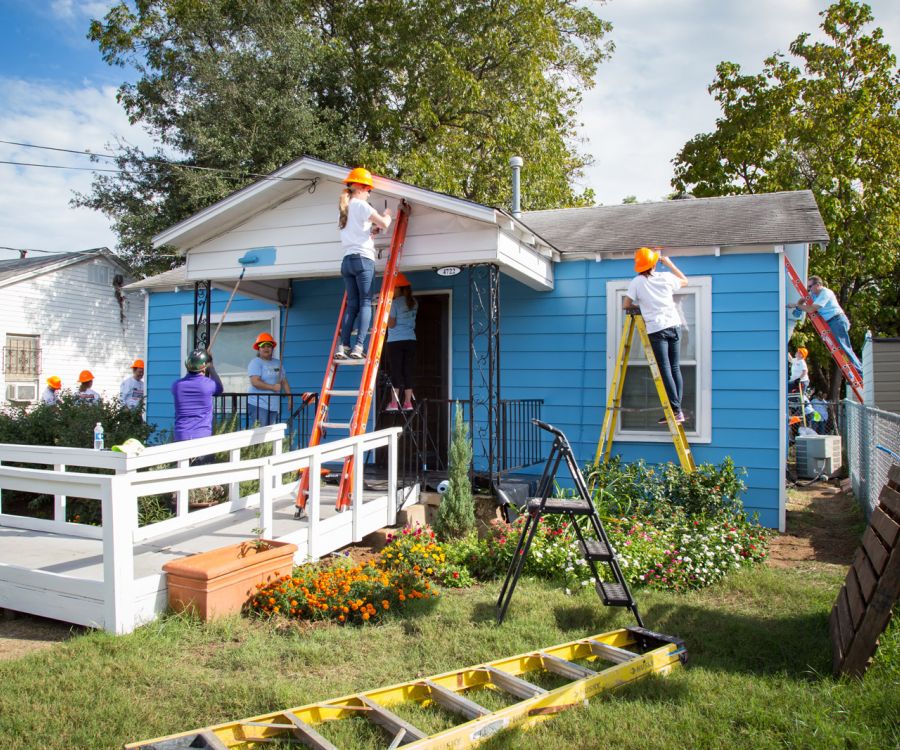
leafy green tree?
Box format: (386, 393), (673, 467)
(435, 402), (475, 540)
(77, 0), (610, 275)
(671, 1), (900, 398)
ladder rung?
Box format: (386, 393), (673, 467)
(359, 695), (427, 743)
(538, 652), (597, 680)
(584, 639), (638, 664)
(320, 421), (351, 430)
(422, 679), (490, 720)
(527, 498), (594, 515)
(483, 667), (547, 700)
(596, 581), (632, 606)
(197, 730), (229, 750)
(283, 710), (341, 750)
(326, 389), (360, 397)
(579, 539), (613, 561)
(335, 357), (366, 365)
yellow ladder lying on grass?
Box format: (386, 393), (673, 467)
(127, 627), (686, 750)
(596, 307), (696, 472)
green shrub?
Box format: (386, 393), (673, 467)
(434, 402), (475, 540)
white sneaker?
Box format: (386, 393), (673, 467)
(335, 345), (348, 360)
(350, 344), (365, 359)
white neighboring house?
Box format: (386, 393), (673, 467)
(0, 249), (146, 406)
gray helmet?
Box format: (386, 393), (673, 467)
(185, 349), (210, 373)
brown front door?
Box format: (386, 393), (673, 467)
(375, 292), (450, 473)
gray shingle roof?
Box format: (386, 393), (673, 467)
(521, 190), (829, 255)
(0, 248), (129, 285)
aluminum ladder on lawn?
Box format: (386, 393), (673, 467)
(496, 419), (645, 628)
(784, 255), (863, 403)
(125, 627), (687, 750)
(295, 200), (411, 515)
(595, 307), (696, 473)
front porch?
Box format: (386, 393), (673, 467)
(0, 425), (409, 634)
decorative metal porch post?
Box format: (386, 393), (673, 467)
(468, 263), (501, 488)
(192, 280), (212, 350)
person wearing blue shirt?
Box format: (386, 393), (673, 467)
(790, 275), (862, 374)
(247, 332), (290, 426)
(384, 273), (417, 412)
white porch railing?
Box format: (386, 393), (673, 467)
(0, 425), (403, 634)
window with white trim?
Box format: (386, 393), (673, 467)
(605, 277), (712, 443)
(183, 310), (279, 393)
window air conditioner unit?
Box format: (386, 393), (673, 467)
(6, 382), (37, 403)
(795, 435), (842, 479)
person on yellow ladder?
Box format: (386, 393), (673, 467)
(623, 247), (689, 424)
(336, 167), (393, 360)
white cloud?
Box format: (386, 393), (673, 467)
(49, 1), (116, 22)
(577, 0), (900, 205)
(0, 78), (155, 256)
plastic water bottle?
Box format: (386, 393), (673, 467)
(93, 422), (104, 451)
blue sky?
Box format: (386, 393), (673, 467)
(1, 1), (898, 260)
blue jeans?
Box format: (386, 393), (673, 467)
(648, 326), (683, 414)
(340, 254), (375, 349)
(826, 314), (862, 374)
(249, 404), (279, 427)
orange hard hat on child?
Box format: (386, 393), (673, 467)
(634, 247), (660, 273)
(343, 167), (374, 189)
(253, 332), (277, 350)
(395, 272), (410, 287)
(78, 370), (94, 383)
(797, 347), (808, 359)
(47, 376), (61, 390)
(131, 358), (145, 369)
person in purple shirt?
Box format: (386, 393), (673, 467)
(171, 349), (223, 443)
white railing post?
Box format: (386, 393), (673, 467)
(308, 453), (321, 561)
(259, 462), (274, 539)
(102, 474), (135, 634)
(387, 430), (398, 525)
(53, 463), (67, 522)
(176, 459), (189, 516)
(352, 440), (363, 542)
(229, 448), (241, 502)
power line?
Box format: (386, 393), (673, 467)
(0, 159), (124, 173)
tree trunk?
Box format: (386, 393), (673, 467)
(829, 362), (843, 402)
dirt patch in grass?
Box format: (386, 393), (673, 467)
(767, 481), (864, 569)
(0, 612), (81, 662)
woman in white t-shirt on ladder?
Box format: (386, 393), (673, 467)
(336, 167), (393, 360)
(623, 247), (689, 424)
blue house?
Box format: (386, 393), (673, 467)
(130, 157), (828, 530)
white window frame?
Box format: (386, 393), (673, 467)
(180, 309), (279, 379)
(605, 276), (712, 444)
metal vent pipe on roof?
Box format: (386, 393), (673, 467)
(510, 156), (523, 218)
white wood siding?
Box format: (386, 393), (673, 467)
(0, 258), (145, 402)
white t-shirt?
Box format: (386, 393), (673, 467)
(120, 376), (145, 409)
(790, 356), (809, 382)
(340, 198), (378, 261)
(625, 272), (683, 334)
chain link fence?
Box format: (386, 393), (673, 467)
(842, 400), (900, 518)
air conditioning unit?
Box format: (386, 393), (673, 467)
(795, 434), (842, 479)
(6, 382), (37, 403)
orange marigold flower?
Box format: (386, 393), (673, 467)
(268, 597), (276, 605)
(382, 601), (390, 610)
(362, 612), (370, 621)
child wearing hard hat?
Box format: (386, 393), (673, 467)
(42, 376), (62, 405)
(384, 273), (417, 412)
(623, 248), (689, 425)
(120, 358), (146, 410)
(76, 370), (100, 404)
(336, 167), (392, 360)
(788, 347), (810, 393)
(248, 332), (291, 426)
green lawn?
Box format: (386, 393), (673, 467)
(0, 561), (897, 750)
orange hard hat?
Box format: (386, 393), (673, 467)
(253, 332), (277, 350)
(789, 416), (801, 425)
(78, 370), (94, 383)
(395, 272), (410, 287)
(796, 347), (808, 359)
(131, 358), (145, 369)
(343, 167), (374, 189)
(47, 376), (61, 390)
(634, 247), (660, 273)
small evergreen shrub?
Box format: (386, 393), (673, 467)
(434, 402), (475, 540)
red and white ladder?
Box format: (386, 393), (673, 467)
(785, 255), (863, 403)
(295, 200), (411, 515)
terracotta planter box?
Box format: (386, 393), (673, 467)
(163, 540), (297, 621)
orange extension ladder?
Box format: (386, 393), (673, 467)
(784, 255), (863, 403)
(295, 200), (411, 515)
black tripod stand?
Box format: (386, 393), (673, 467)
(496, 419), (644, 627)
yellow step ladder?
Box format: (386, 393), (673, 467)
(596, 308), (696, 472)
(126, 627), (686, 750)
